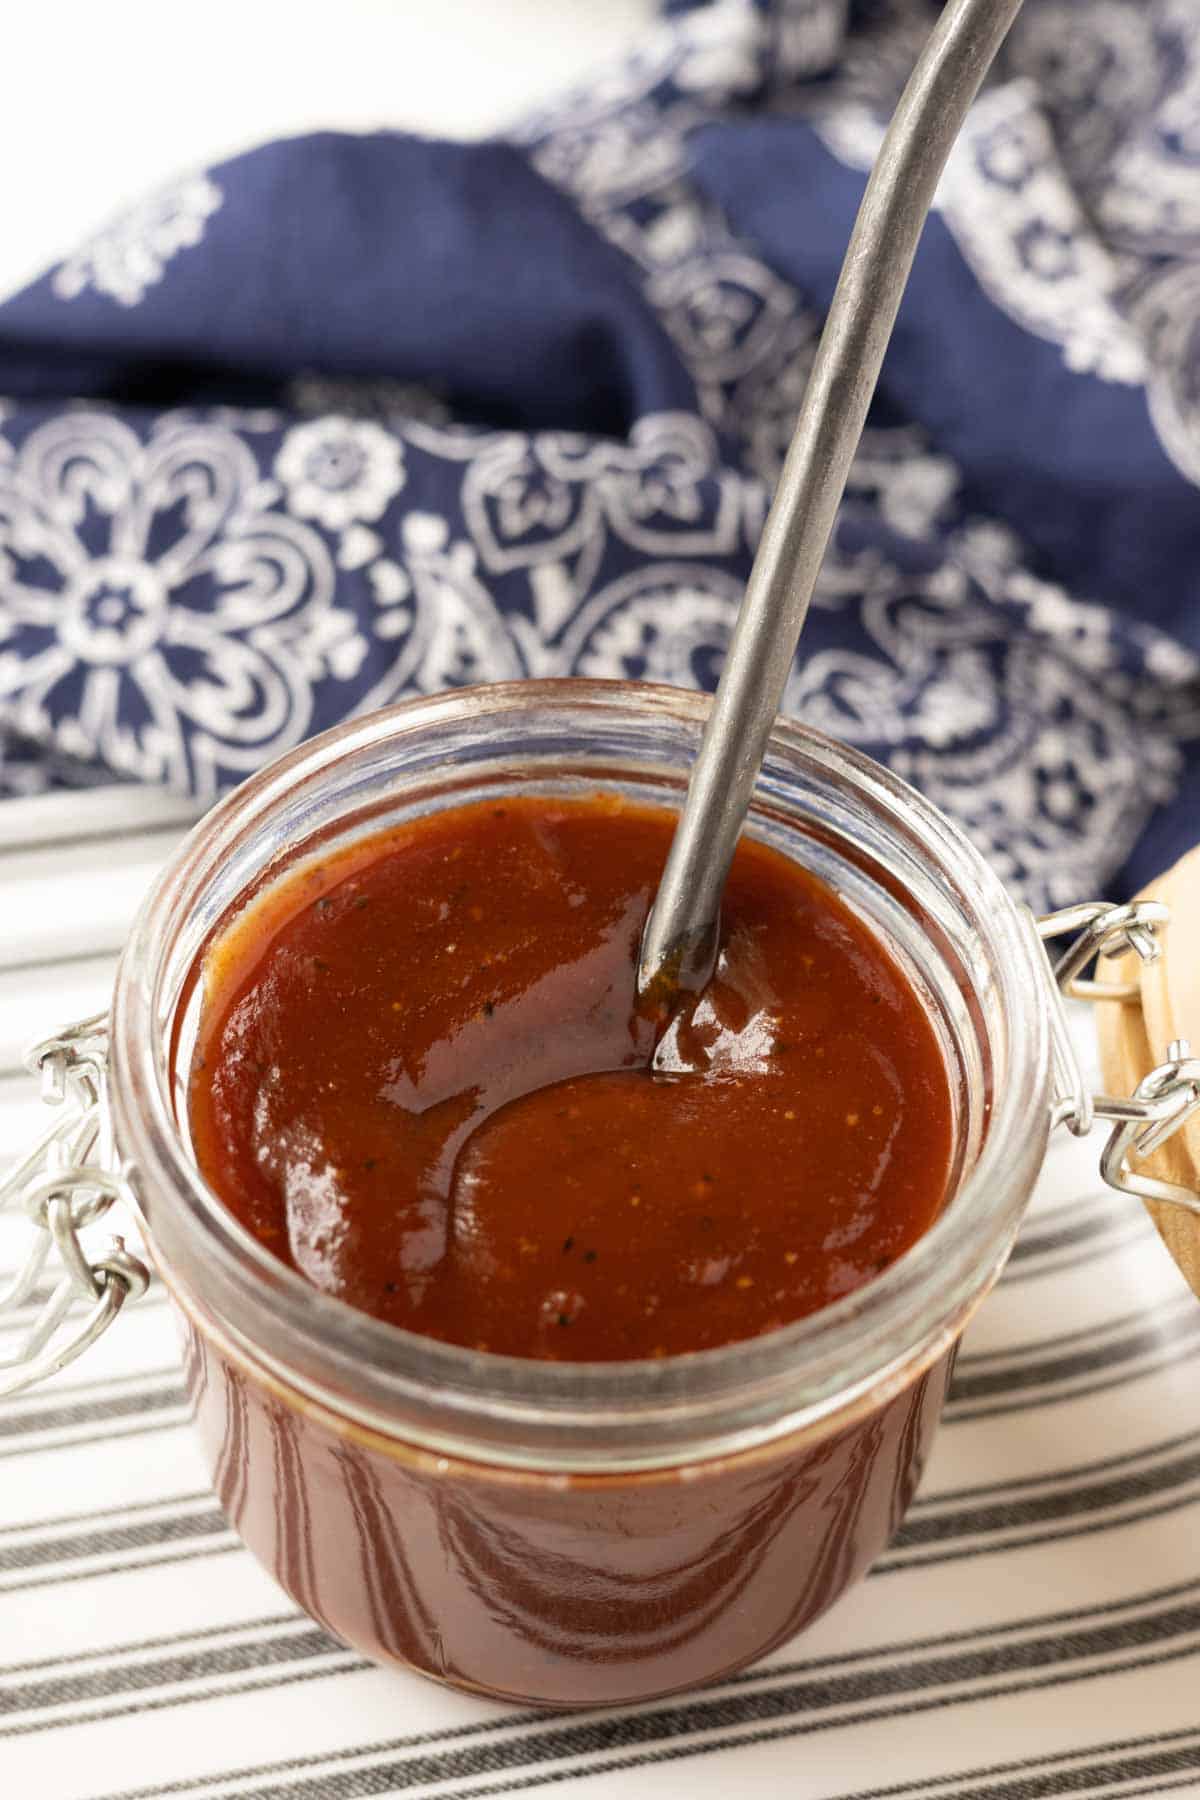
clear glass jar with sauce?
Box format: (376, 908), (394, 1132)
(6, 681), (1197, 1707)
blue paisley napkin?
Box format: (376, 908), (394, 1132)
(0, 0), (1197, 908)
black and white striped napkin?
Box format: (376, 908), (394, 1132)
(3, 789), (1200, 1798)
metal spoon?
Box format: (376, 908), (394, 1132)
(637, 0), (1024, 1006)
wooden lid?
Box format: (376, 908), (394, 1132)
(1097, 842), (1200, 1298)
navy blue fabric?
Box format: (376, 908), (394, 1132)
(0, 0), (1195, 908)
(690, 117), (1200, 643)
(0, 137), (694, 432)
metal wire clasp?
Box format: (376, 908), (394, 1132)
(1036, 902), (1200, 1219)
(0, 1013), (150, 1400)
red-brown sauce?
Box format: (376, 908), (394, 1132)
(189, 794), (954, 1358)
(183, 1306), (952, 1706)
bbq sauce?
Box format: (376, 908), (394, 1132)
(188, 795), (954, 1359)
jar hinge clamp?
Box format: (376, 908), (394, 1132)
(1036, 902), (1200, 1218)
(0, 1013), (149, 1401)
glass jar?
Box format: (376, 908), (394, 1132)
(7, 680), (1198, 1708)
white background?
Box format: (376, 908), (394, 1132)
(0, 0), (656, 302)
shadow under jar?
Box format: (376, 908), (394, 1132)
(109, 680), (1051, 1707)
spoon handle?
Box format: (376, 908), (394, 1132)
(638, 0), (1024, 1003)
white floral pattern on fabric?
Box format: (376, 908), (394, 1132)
(2, 0), (1198, 901)
(387, 510), (527, 700)
(459, 414), (744, 591)
(806, 0), (1200, 484)
(509, 425), (1197, 911)
(52, 175), (223, 308)
(274, 418), (406, 534)
(774, 0), (849, 81)
(790, 502), (1195, 907)
(1130, 262), (1200, 488)
(1006, 0), (1200, 255)
(671, 0), (766, 99)
(506, 9), (1200, 906)
(813, 82), (1147, 387)
(559, 542), (1195, 905)
(513, 0), (833, 466)
(0, 393), (1193, 906)
(523, 97), (824, 472)
(407, 407), (1196, 910)
(563, 562), (746, 693)
(0, 414), (349, 796)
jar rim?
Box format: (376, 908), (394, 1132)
(109, 679), (1052, 1471)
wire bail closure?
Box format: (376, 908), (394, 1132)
(1036, 903), (1200, 1219)
(0, 1012), (150, 1401)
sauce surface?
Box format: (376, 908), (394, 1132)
(188, 795), (954, 1359)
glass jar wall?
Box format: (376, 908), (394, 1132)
(109, 682), (1052, 1704)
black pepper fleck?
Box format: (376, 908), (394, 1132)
(583, 1249), (597, 1264)
(562, 1236), (574, 1253)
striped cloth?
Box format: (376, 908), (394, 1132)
(3, 786), (1200, 1798)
